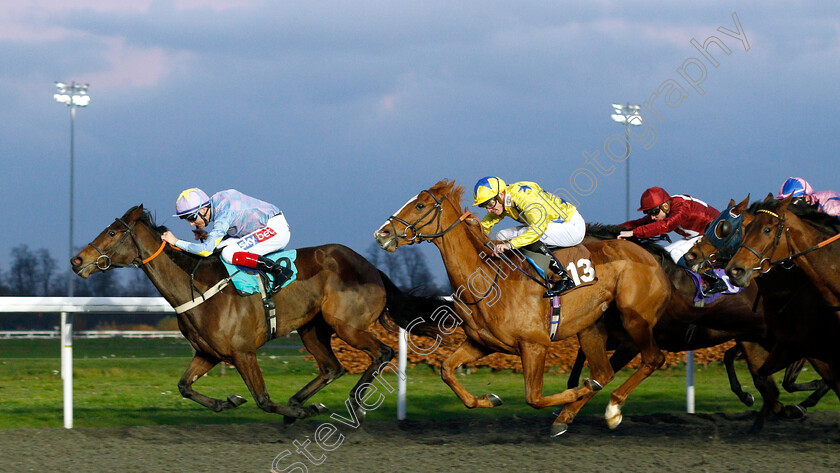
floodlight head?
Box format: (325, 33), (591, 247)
(610, 114), (627, 123)
(54, 81), (91, 107)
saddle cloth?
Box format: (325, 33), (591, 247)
(221, 249), (299, 295)
(521, 244), (599, 342)
(686, 268), (743, 305)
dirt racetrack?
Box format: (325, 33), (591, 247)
(1, 411), (839, 473)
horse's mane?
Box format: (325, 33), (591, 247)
(749, 199), (840, 235)
(585, 223), (678, 275)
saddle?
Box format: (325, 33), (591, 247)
(221, 249), (299, 339)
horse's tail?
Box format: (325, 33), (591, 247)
(378, 270), (448, 339)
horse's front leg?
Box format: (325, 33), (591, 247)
(233, 351), (324, 419)
(724, 343), (755, 406)
(178, 353), (247, 412)
(440, 339), (501, 408)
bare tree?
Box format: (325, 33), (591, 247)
(6, 245), (56, 296)
(365, 241), (440, 294)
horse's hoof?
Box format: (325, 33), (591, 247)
(550, 423), (568, 437)
(227, 395), (247, 408)
(311, 402), (330, 416)
(488, 393), (503, 407)
(353, 404), (367, 423)
(584, 378), (603, 392)
(605, 403), (622, 430)
(783, 404), (806, 419)
(740, 392), (755, 407)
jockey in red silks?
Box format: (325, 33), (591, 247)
(161, 188), (292, 292)
(619, 186), (728, 294)
(777, 177), (840, 218)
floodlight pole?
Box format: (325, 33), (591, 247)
(610, 104), (642, 221)
(54, 80), (90, 429)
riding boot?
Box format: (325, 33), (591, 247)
(232, 252), (293, 294)
(536, 242), (576, 297)
(700, 270), (730, 296)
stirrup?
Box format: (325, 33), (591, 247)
(543, 278), (576, 298)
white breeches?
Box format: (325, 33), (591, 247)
(664, 235), (702, 264)
(219, 213), (291, 264)
(495, 211), (586, 247)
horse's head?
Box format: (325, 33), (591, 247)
(684, 196), (749, 272)
(725, 194), (793, 287)
(374, 180), (468, 252)
(72, 204), (161, 278)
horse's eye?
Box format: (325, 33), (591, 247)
(108, 231), (117, 237)
(715, 221), (732, 238)
(762, 226), (772, 234)
(415, 203), (425, 210)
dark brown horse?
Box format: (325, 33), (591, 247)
(72, 205), (442, 423)
(712, 196), (840, 430)
(564, 224), (771, 413)
(374, 180), (671, 436)
(683, 197), (831, 415)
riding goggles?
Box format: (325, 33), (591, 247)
(479, 197), (498, 209)
(642, 205), (662, 216)
(181, 210), (201, 222)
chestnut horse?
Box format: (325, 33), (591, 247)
(717, 196), (840, 429)
(72, 205), (442, 423)
(374, 180), (671, 436)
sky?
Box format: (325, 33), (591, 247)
(1, 1), (838, 287)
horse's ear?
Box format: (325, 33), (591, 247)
(727, 198), (736, 208)
(732, 195), (750, 215)
(778, 194), (793, 212)
(763, 192), (775, 203)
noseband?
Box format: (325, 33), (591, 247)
(83, 217), (167, 271)
(737, 209), (792, 273)
(385, 190), (473, 243)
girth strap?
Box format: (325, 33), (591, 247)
(173, 277), (231, 314)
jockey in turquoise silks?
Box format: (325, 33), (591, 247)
(161, 188), (292, 292)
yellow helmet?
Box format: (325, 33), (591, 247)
(473, 176), (506, 206)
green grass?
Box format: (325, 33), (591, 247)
(0, 338), (837, 429)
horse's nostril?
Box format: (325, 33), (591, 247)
(685, 253), (695, 261)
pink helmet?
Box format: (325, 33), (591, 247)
(174, 188), (211, 217)
(777, 177), (813, 199)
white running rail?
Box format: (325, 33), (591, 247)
(0, 297), (410, 429)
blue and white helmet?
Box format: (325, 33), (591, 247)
(174, 188), (211, 217)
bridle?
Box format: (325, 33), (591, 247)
(384, 189), (504, 304)
(736, 209), (792, 273)
(81, 217), (170, 272)
(384, 190), (473, 243)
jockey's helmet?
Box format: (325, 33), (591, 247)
(777, 177), (814, 199)
(638, 186), (670, 211)
(174, 188), (211, 217)
(473, 176), (507, 206)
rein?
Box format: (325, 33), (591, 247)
(385, 190), (474, 241)
(739, 208), (840, 272)
(82, 216), (229, 313)
(386, 188), (546, 303)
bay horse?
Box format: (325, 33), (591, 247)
(683, 197), (831, 410)
(374, 180), (671, 436)
(560, 223), (775, 418)
(72, 205), (442, 423)
(712, 196), (840, 430)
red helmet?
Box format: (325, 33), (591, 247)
(638, 186), (670, 211)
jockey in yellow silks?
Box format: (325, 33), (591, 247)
(472, 176), (585, 296)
